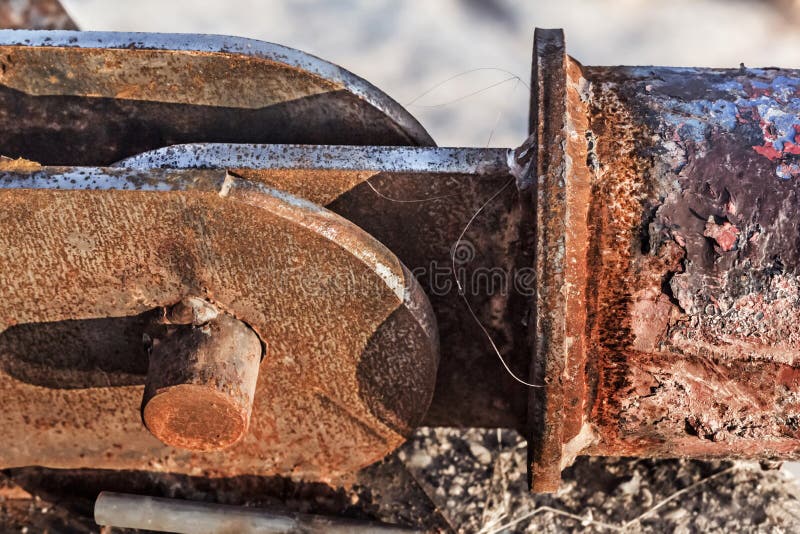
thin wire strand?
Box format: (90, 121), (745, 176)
(364, 179), (459, 203)
(622, 466), (737, 528)
(410, 76), (518, 109)
(365, 76), (521, 203)
(453, 78), (545, 388)
(380, 69), (538, 385)
(405, 67), (531, 106)
(482, 506), (621, 533)
(485, 78), (520, 147)
(451, 177), (544, 388)
(481, 465), (741, 533)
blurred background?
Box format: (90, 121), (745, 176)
(59, 0), (800, 148)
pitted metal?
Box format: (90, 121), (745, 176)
(0, 165), (438, 480)
(114, 142), (534, 431)
(0, 30), (433, 166)
(3, 25), (800, 498)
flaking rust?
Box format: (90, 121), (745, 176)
(587, 64), (800, 457)
(528, 29), (800, 491)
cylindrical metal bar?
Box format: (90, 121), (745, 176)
(94, 492), (419, 534)
(142, 297), (263, 451)
(525, 27), (800, 491)
(578, 61), (800, 460)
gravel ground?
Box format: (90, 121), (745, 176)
(401, 429), (800, 532)
(3, 428), (800, 532)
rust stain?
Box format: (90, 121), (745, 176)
(0, 47), (338, 108)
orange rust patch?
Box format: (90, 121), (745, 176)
(559, 57), (593, 460)
(582, 72), (655, 456)
(0, 47), (339, 108)
(0, 156), (41, 172)
(144, 385), (249, 452)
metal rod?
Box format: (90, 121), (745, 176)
(524, 27), (800, 492)
(142, 297), (263, 452)
(94, 492), (420, 534)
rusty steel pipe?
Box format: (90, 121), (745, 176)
(525, 29), (800, 491)
(142, 297), (263, 451)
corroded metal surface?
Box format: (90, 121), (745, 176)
(142, 298), (263, 452)
(523, 29), (800, 491)
(0, 167), (438, 481)
(523, 28), (594, 493)
(0, 31), (433, 166)
(0, 0), (76, 30)
(117, 144), (510, 204)
(118, 143), (535, 430)
(4, 27), (800, 496)
(524, 28), (567, 493)
(581, 64), (800, 460)
(118, 144), (508, 174)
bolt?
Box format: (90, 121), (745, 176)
(141, 297), (262, 451)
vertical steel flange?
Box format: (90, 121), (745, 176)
(525, 29), (593, 493)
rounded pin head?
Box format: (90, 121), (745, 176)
(141, 298), (263, 452)
(143, 384), (248, 451)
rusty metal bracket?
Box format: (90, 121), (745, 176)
(116, 142), (531, 432)
(0, 29), (433, 166)
(0, 166), (438, 480)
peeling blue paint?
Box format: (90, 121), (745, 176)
(647, 73), (800, 179)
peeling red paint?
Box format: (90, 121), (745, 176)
(753, 144), (782, 160)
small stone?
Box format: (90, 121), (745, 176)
(618, 472), (642, 495)
(406, 450), (432, 469)
(469, 442), (492, 464)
